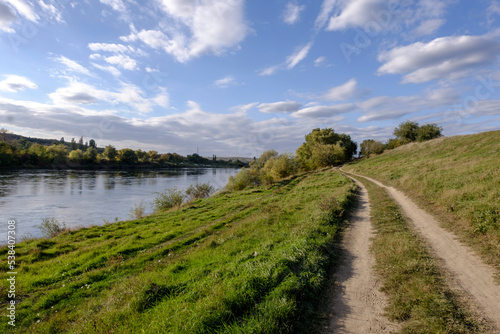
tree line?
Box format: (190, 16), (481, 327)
(0, 129), (246, 169)
(360, 121), (442, 158)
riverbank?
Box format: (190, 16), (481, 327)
(0, 168), (356, 333)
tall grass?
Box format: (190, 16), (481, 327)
(0, 169), (355, 333)
(345, 130), (500, 270)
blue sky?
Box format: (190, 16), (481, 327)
(1, 0), (500, 157)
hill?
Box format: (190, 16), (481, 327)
(344, 130), (500, 269)
(0, 169), (355, 333)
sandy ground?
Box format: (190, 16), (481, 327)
(344, 171), (500, 332)
(326, 177), (397, 333)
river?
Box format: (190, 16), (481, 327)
(0, 168), (239, 242)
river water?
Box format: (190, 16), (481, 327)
(0, 168), (239, 242)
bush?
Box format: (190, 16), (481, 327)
(186, 183), (214, 201)
(261, 153), (298, 184)
(39, 218), (67, 238)
(225, 168), (259, 191)
(153, 188), (185, 212)
(131, 201), (147, 219)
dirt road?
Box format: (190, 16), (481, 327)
(326, 177), (397, 333)
(344, 170), (500, 331)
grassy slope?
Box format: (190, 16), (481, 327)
(354, 176), (484, 333)
(0, 169), (355, 334)
(345, 130), (500, 271)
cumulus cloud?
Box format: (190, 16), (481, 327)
(282, 2), (305, 25)
(120, 0), (250, 62)
(0, 2), (18, 32)
(258, 101), (303, 113)
(377, 34), (500, 83)
(48, 81), (167, 113)
(104, 54), (138, 70)
(326, 0), (387, 31)
(0, 75), (38, 92)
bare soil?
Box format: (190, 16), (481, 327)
(325, 177), (398, 333)
(345, 171), (500, 332)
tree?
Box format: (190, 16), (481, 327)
(0, 142), (15, 166)
(0, 128), (10, 141)
(60, 137), (65, 144)
(148, 150), (159, 163)
(28, 143), (47, 164)
(118, 148), (138, 164)
(83, 147), (98, 163)
(417, 123), (442, 142)
(360, 139), (385, 158)
(46, 144), (68, 163)
(70, 138), (77, 150)
(296, 128), (354, 170)
(102, 145), (117, 161)
(78, 136), (84, 150)
(394, 121), (419, 142)
(68, 149), (84, 163)
(89, 139), (96, 148)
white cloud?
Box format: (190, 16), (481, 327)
(54, 56), (92, 76)
(0, 2), (17, 32)
(100, 0), (127, 13)
(89, 43), (130, 53)
(48, 81), (167, 113)
(285, 42), (312, 69)
(326, 0), (387, 31)
(258, 65), (280, 76)
(414, 19), (445, 36)
(104, 54), (138, 70)
(314, 56), (327, 67)
(292, 104), (354, 118)
(323, 78), (359, 101)
(0, 75), (38, 92)
(282, 2), (305, 25)
(121, 0), (250, 62)
(258, 101), (302, 113)
(214, 75), (237, 88)
(38, 0), (63, 23)
(91, 63), (122, 77)
(5, 0), (38, 22)
(377, 35), (500, 83)
(315, 0), (336, 31)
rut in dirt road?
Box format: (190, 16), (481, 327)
(326, 178), (397, 333)
(344, 170), (500, 332)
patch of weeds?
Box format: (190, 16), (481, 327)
(39, 217), (67, 238)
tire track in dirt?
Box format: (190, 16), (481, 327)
(326, 177), (397, 333)
(343, 170), (500, 332)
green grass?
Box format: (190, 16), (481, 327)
(344, 130), (500, 271)
(0, 169), (356, 333)
(353, 175), (484, 333)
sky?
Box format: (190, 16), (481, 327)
(1, 0), (500, 158)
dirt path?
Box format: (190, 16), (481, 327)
(344, 170), (500, 331)
(326, 177), (397, 333)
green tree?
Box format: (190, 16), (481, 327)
(68, 149), (84, 163)
(261, 153), (298, 184)
(417, 123), (443, 142)
(78, 136), (84, 150)
(89, 139), (96, 148)
(46, 144), (68, 163)
(296, 128), (353, 170)
(70, 138), (77, 150)
(28, 143), (48, 164)
(0, 142), (15, 166)
(394, 121), (419, 142)
(118, 148), (138, 164)
(102, 145), (117, 161)
(360, 139), (385, 158)
(148, 150), (159, 163)
(83, 147), (98, 163)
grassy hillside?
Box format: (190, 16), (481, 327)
(345, 130), (500, 270)
(0, 169), (355, 333)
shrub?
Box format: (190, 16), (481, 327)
(225, 168), (260, 191)
(39, 218), (67, 238)
(261, 153), (298, 184)
(153, 188), (185, 212)
(186, 183), (214, 201)
(131, 201), (147, 219)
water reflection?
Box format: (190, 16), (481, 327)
(0, 168), (238, 242)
